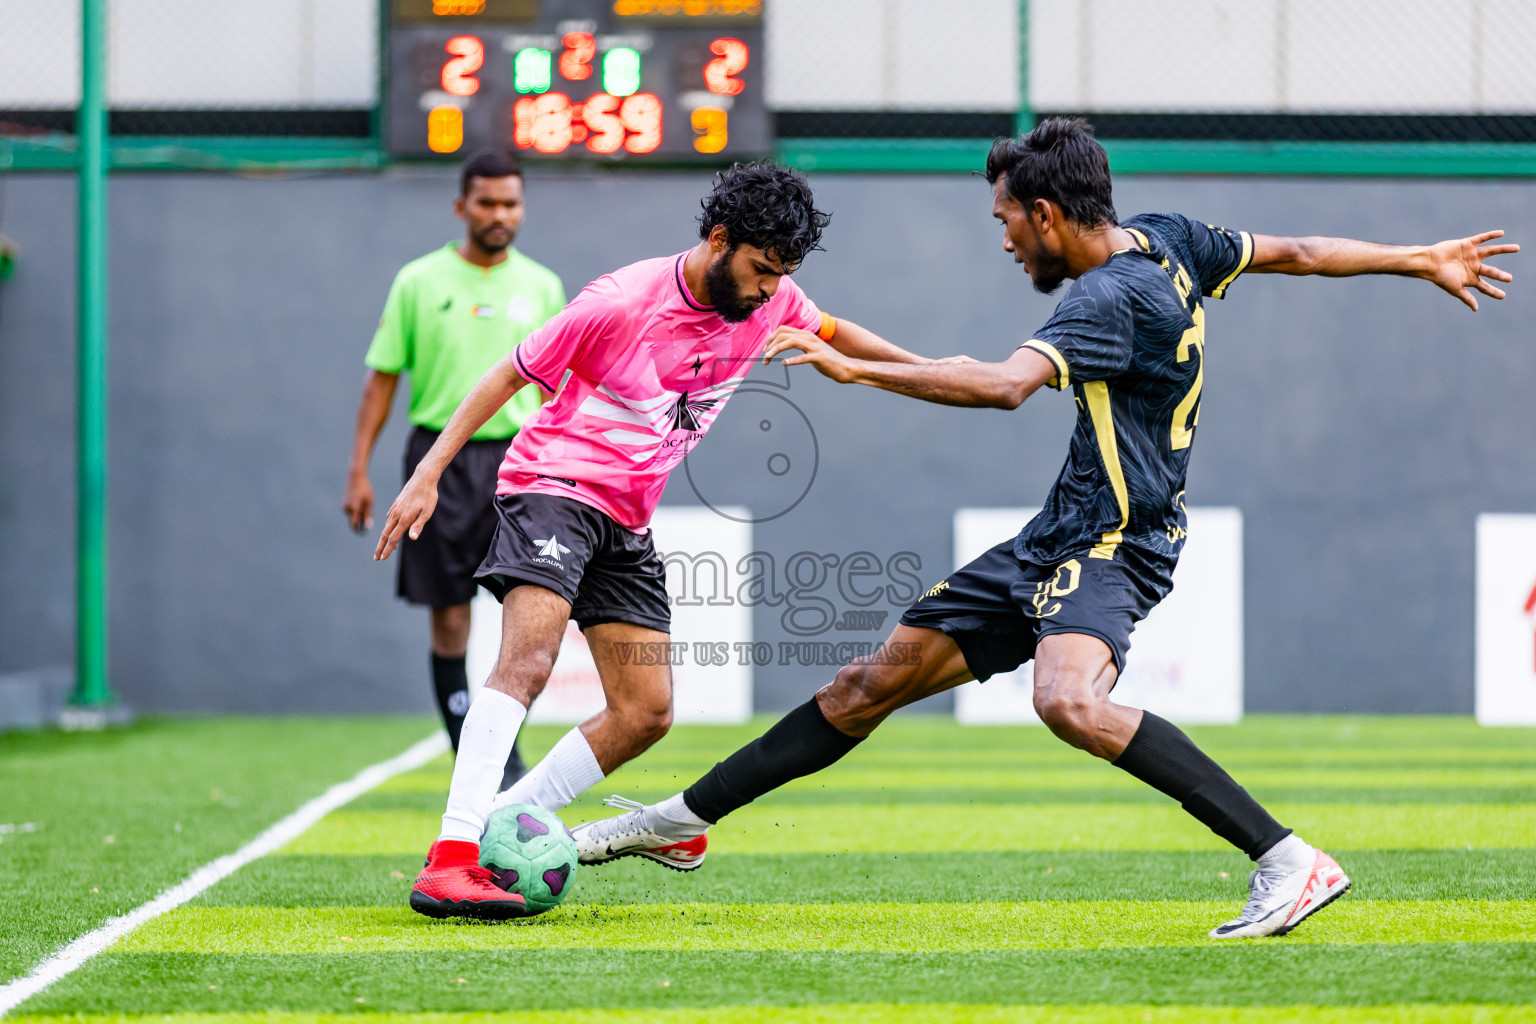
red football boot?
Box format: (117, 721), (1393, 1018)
(409, 839), (528, 920)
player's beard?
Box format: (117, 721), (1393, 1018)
(1028, 252), (1070, 295)
(1023, 226), (1070, 294)
(473, 223), (515, 255)
(704, 250), (763, 323)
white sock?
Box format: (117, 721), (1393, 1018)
(439, 688), (527, 844)
(491, 726), (605, 813)
(645, 792), (710, 840)
(1258, 833), (1315, 873)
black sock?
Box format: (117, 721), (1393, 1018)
(430, 654), (524, 783)
(430, 655), (471, 751)
(683, 698), (864, 823)
(1113, 711), (1290, 859)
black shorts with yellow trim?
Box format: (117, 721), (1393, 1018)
(898, 538), (1174, 680)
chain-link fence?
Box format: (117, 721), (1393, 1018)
(0, 0), (377, 138)
(1030, 0), (1536, 142)
(4, 1), (1536, 152)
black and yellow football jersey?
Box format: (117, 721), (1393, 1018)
(1015, 212), (1253, 566)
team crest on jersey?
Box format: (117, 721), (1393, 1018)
(668, 391), (718, 433)
(505, 296), (533, 323)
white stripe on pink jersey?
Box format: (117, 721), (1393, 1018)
(500, 252), (822, 530)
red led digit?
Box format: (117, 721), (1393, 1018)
(512, 92), (573, 153)
(512, 96), (536, 148)
(559, 32), (596, 81)
(583, 93), (625, 154)
(703, 38), (748, 96)
(441, 35), (484, 97)
(621, 92), (663, 154)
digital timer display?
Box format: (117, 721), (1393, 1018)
(387, 0), (768, 160)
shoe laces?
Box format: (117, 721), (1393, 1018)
(1234, 865), (1285, 921)
(464, 865), (508, 893)
(581, 795), (651, 844)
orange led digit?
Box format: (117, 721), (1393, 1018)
(441, 35), (484, 97)
(427, 104), (465, 152)
(703, 38), (748, 96)
(690, 106), (728, 153)
(559, 32), (596, 81)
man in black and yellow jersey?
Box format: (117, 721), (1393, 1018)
(345, 149), (564, 788)
(578, 118), (1517, 940)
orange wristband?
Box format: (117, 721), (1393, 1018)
(816, 312), (837, 341)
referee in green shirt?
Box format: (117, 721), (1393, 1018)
(345, 149), (564, 787)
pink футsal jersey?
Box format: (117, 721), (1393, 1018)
(503, 252), (822, 530)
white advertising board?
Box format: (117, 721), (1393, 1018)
(952, 507), (1244, 725)
(1475, 513), (1536, 725)
(467, 506), (753, 725)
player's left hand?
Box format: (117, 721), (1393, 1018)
(764, 326), (859, 383)
(1425, 230), (1518, 311)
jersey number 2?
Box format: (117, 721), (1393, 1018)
(1169, 305), (1205, 451)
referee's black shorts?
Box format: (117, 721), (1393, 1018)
(899, 538), (1175, 680)
(397, 426), (510, 608)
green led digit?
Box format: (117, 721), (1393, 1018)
(602, 47), (642, 97)
(514, 48), (552, 93)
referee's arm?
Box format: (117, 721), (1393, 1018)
(374, 351), (533, 561)
(344, 370), (400, 532)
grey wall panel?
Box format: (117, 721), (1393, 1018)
(0, 168), (1530, 715)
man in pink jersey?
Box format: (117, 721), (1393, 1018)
(374, 163), (939, 919)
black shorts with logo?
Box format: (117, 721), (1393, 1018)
(474, 492), (671, 634)
(397, 426), (510, 608)
(899, 538), (1175, 680)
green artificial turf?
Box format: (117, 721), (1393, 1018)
(0, 715), (435, 985)
(4, 714), (1534, 1020)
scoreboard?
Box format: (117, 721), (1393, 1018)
(386, 0), (769, 160)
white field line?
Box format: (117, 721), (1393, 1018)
(0, 731), (449, 1018)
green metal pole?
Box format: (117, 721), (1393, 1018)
(72, 0), (112, 711)
(1015, 0), (1033, 136)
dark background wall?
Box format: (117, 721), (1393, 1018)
(1, 168), (1531, 715)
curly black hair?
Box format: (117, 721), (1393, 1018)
(697, 162), (830, 267)
(985, 117), (1117, 228)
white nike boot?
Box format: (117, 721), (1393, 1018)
(1209, 842), (1350, 939)
(571, 796), (709, 871)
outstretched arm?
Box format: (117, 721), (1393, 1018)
(824, 317), (950, 365)
(373, 352), (531, 560)
(764, 326), (1057, 408)
(1248, 230), (1517, 311)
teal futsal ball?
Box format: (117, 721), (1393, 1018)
(478, 804), (579, 914)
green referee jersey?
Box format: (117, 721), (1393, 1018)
(366, 242), (565, 441)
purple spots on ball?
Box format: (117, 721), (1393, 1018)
(543, 863), (571, 896)
(486, 864), (519, 891)
(515, 813), (550, 843)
